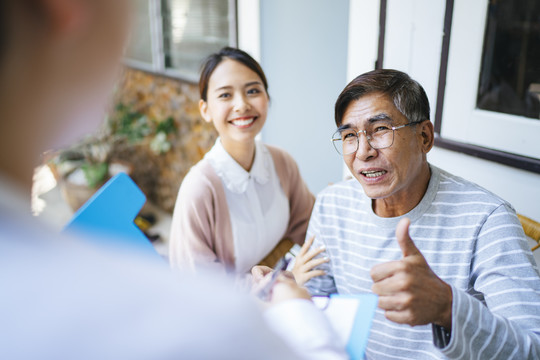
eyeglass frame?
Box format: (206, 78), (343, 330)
(331, 119), (426, 155)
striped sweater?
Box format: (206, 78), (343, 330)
(305, 165), (540, 359)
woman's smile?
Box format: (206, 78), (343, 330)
(229, 116), (258, 128)
(199, 58), (268, 146)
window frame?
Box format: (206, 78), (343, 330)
(124, 0), (238, 83)
(433, 0), (540, 174)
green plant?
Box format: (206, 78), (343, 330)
(110, 104), (176, 155)
(52, 103), (178, 189)
(81, 162), (109, 188)
(112, 103), (152, 142)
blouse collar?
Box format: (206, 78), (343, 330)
(206, 138), (270, 194)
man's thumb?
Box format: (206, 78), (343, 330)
(396, 218), (420, 257)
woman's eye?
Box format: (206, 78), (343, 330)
(218, 93), (231, 99)
(343, 133), (357, 140)
(247, 88), (261, 95)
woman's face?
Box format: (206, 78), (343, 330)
(200, 59), (268, 144)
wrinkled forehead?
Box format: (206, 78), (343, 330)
(341, 93), (405, 129)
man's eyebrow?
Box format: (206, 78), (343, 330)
(339, 113), (394, 131)
(368, 113), (393, 123)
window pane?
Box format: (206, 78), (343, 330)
(477, 0), (540, 119)
(126, 0), (154, 64)
(161, 0), (231, 78)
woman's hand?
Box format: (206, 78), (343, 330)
(270, 275), (312, 304)
(251, 265), (295, 287)
(251, 265), (274, 283)
(292, 236), (329, 286)
(251, 267), (306, 305)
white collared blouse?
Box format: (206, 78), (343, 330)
(205, 138), (290, 273)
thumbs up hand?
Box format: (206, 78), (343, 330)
(370, 218), (453, 330)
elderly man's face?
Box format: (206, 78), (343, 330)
(342, 92), (431, 207)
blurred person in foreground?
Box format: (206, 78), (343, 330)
(0, 1), (347, 359)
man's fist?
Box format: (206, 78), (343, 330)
(370, 218), (453, 330)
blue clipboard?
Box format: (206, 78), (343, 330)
(63, 173), (162, 261)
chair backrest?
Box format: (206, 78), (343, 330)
(518, 214), (540, 252)
(258, 238), (295, 268)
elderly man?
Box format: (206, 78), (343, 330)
(305, 69), (540, 359)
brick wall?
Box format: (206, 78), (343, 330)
(111, 67), (217, 213)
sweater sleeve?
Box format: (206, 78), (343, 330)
(278, 149), (315, 246)
(438, 204), (540, 359)
(169, 167), (226, 274)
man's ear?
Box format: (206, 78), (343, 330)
(419, 120), (434, 153)
(40, 0), (88, 36)
(199, 99), (212, 123)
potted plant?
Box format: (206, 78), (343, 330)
(49, 103), (176, 212)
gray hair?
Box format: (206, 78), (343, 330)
(334, 69), (430, 126)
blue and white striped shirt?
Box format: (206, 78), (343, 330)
(305, 165), (540, 359)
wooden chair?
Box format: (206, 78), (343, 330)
(518, 214), (540, 252)
(258, 238), (295, 268)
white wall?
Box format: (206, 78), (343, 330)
(258, 0), (350, 193)
(347, 0), (380, 82)
(237, 0), (261, 61)
(383, 0), (540, 221)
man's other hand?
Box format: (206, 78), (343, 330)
(292, 236), (329, 286)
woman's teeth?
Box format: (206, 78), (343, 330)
(362, 170), (387, 178)
(231, 117), (255, 126)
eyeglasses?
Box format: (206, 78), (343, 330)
(331, 120), (424, 155)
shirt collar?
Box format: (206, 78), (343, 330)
(206, 138), (270, 194)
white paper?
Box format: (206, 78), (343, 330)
(313, 296), (360, 347)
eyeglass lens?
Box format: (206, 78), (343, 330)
(333, 122), (395, 154)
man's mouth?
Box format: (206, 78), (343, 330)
(229, 116), (256, 128)
(360, 169), (387, 178)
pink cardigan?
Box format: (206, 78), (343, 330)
(169, 145), (315, 274)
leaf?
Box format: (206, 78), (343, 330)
(156, 117), (176, 135)
(81, 162), (109, 188)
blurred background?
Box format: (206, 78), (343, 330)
(33, 0), (540, 261)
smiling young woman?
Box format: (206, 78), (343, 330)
(169, 47), (315, 275)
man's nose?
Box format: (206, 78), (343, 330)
(234, 94), (251, 113)
(355, 132), (377, 160)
